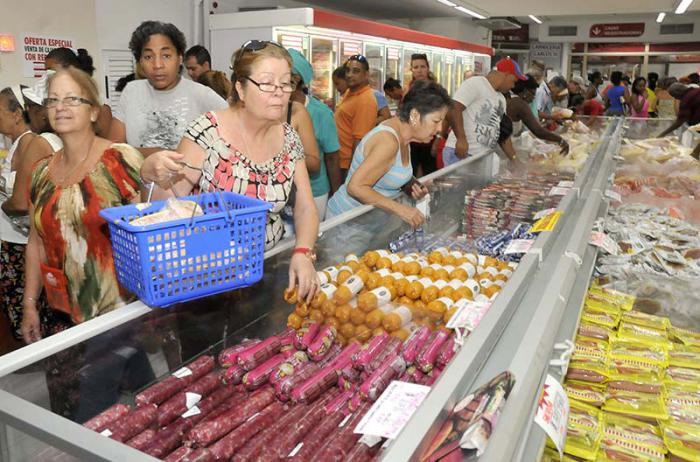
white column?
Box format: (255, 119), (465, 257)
(561, 42), (571, 78)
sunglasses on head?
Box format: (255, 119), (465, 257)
(230, 40), (288, 69)
(411, 53), (428, 61)
(347, 54), (367, 63)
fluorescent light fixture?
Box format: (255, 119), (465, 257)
(436, 0), (457, 6)
(528, 15), (543, 24)
(454, 5), (487, 19)
(675, 0), (694, 14)
(656, 12), (666, 22)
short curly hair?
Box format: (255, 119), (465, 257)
(398, 80), (451, 122)
(129, 21), (187, 61)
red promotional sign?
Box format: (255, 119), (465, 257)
(590, 23), (645, 38)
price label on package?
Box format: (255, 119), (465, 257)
(557, 180), (575, 188)
(416, 193), (431, 219)
(589, 231), (620, 255)
(534, 375), (570, 457)
(533, 208), (557, 220)
(504, 239), (535, 255)
(548, 186), (571, 197)
(354, 381), (431, 439)
(604, 190), (622, 202)
(446, 299), (491, 331)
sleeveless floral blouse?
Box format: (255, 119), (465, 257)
(184, 112), (304, 250)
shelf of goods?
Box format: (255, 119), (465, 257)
(0, 118), (621, 462)
(479, 117), (700, 462)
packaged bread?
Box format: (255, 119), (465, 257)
(130, 198), (203, 226)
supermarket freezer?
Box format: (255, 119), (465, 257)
(473, 117), (689, 462)
(0, 120), (617, 461)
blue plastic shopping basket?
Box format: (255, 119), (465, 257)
(99, 191), (271, 307)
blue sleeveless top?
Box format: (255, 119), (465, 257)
(327, 124), (413, 217)
(608, 85), (626, 113)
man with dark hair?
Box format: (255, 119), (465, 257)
(109, 21), (227, 154)
(688, 73), (700, 88)
(383, 78), (403, 116)
(334, 55), (377, 179)
(184, 45), (211, 81)
(658, 83), (700, 138)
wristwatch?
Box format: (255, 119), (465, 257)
(293, 247), (317, 263)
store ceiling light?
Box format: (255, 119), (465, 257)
(436, 0), (457, 6)
(656, 12), (666, 22)
(675, 0), (694, 14)
(528, 15), (543, 24)
(454, 5), (487, 19)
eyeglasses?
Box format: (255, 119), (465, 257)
(230, 40), (289, 69)
(43, 96), (93, 108)
(241, 76), (294, 94)
(411, 53), (428, 61)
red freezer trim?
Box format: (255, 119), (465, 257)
(312, 9), (494, 56)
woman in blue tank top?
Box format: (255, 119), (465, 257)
(605, 71), (627, 116)
(327, 81), (451, 227)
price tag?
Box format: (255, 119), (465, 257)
(589, 231), (620, 255)
(416, 193), (431, 219)
(504, 239), (534, 255)
(288, 442), (304, 457)
(185, 392), (202, 409)
(548, 186), (571, 196)
(529, 212), (562, 233)
(172, 366), (193, 379)
(100, 429), (112, 437)
(557, 180), (575, 188)
(182, 405), (201, 418)
(534, 375), (569, 457)
(446, 299), (491, 331)
(533, 208), (557, 220)
(605, 190), (622, 202)
(353, 381), (431, 439)
(359, 434), (383, 448)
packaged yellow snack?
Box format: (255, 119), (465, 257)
(609, 338), (668, 367)
(565, 381), (607, 407)
(602, 390), (668, 420)
(621, 311), (670, 330)
(539, 446), (583, 462)
(596, 435), (666, 462)
(607, 358), (665, 395)
(670, 326), (700, 348)
(578, 322), (614, 341)
(603, 413), (665, 451)
(666, 366), (700, 387)
(662, 421), (700, 462)
(566, 358), (610, 384)
(617, 321), (670, 348)
(585, 297), (622, 317)
(561, 400), (603, 461)
(665, 389), (700, 426)
(581, 310), (620, 329)
(587, 286), (635, 311)
(669, 344), (700, 370)
(573, 336), (610, 360)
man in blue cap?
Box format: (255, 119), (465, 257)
(287, 48), (342, 219)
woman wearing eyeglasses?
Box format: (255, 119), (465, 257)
(140, 41), (320, 303)
(0, 85), (70, 346)
(20, 68), (145, 343)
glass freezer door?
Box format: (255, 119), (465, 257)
(402, 48), (420, 88)
(385, 46), (401, 82)
(444, 52), (455, 95)
(363, 42), (384, 91)
(309, 36), (337, 101)
(432, 51), (444, 87)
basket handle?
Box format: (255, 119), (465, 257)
(187, 189), (234, 227)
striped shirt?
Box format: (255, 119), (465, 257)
(327, 124), (412, 217)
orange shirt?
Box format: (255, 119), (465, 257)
(334, 85), (378, 169)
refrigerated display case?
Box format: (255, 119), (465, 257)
(385, 46), (401, 82)
(308, 36), (337, 101)
(364, 43), (384, 91)
(0, 115), (619, 460)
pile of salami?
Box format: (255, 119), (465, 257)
(79, 324), (459, 461)
(462, 173), (572, 239)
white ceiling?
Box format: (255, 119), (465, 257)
(302, 0), (700, 19)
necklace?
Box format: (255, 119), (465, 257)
(53, 136), (96, 185)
